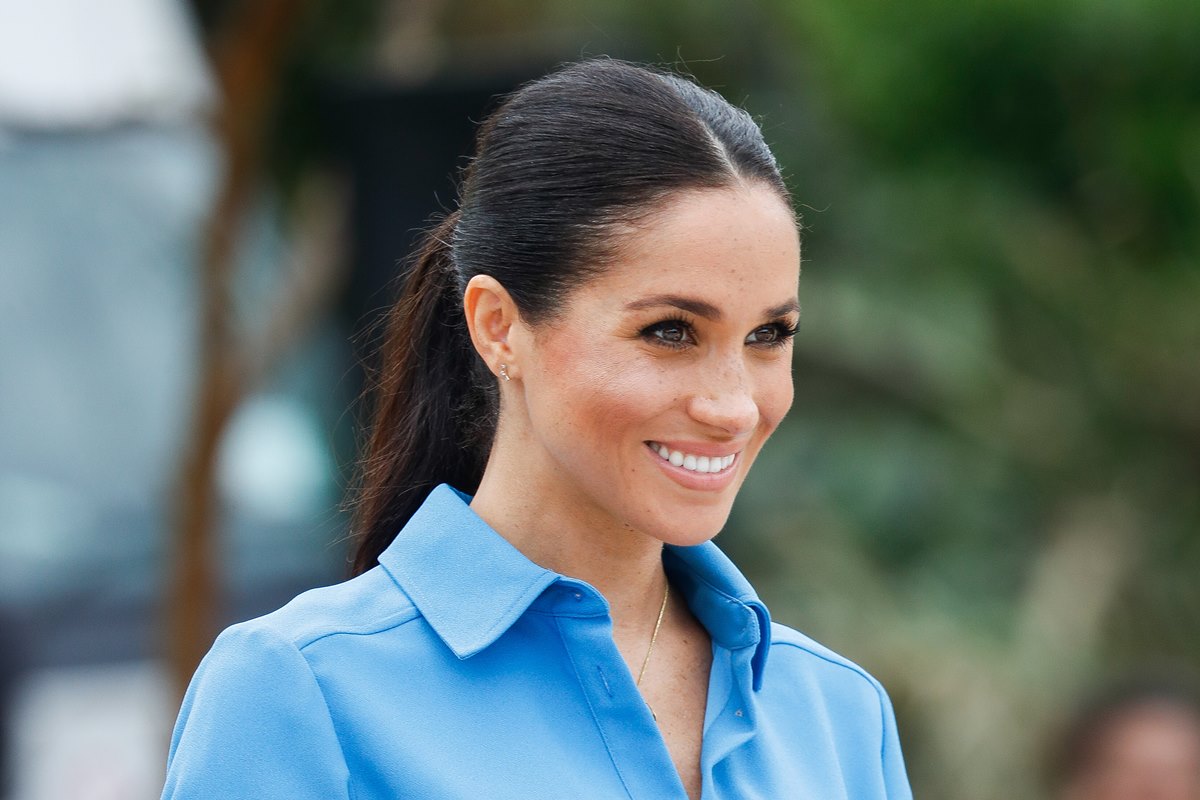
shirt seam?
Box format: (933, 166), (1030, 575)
(769, 639), (881, 686)
(771, 636), (892, 748)
(293, 607), (423, 652)
(285, 634), (359, 800)
(877, 681), (889, 772)
(773, 639), (894, 785)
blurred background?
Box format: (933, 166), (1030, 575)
(1, 1), (1197, 798)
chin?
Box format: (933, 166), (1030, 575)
(636, 499), (734, 548)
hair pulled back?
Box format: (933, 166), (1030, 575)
(351, 59), (792, 573)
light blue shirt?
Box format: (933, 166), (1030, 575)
(162, 484), (912, 799)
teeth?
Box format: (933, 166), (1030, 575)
(650, 443), (737, 474)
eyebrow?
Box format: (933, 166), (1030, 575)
(625, 294), (800, 320)
(766, 299), (802, 318)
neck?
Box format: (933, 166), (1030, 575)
(470, 431), (669, 635)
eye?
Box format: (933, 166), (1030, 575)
(746, 321), (798, 348)
(641, 318), (696, 348)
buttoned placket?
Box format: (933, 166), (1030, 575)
(698, 641), (761, 798)
(534, 578), (765, 800)
(543, 577), (690, 799)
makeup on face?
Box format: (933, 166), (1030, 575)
(511, 184), (801, 546)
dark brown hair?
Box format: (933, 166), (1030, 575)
(350, 58), (791, 574)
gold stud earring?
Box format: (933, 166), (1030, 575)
(499, 364), (511, 382)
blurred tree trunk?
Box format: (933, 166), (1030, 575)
(168, 0), (309, 699)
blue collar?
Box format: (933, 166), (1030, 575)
(378, 484), (772, 690)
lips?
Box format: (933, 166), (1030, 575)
(647, 441), (738, 474)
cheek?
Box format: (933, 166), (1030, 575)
(532, 335), (644, 438)
(533, 338), (683, 458)
(758, 363), (795, 433)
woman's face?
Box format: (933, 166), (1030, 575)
(510, 184), (800, 546)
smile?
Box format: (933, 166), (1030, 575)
(647, 442), (738, 474)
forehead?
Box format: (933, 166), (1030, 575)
(580, 185), (801, 310)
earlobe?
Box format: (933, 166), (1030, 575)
(464, 274), (518, 379)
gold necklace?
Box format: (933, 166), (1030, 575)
(636, 581), (670, 721)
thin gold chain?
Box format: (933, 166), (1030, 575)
(636, 581), (670, 687)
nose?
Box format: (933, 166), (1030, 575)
(685, 357), (759, 435)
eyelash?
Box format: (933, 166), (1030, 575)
(640, 316), (798, 350)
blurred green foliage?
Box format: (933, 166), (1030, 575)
(261, 0), (1199, 796)
(735, 2), (1200, 796)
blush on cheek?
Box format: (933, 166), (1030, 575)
(766, 371), (795, 428)
(530, 333), (647, 453)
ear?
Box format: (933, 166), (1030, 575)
(463, 274), (521, 380)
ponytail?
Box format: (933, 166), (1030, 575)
(349, 211), (495, 574)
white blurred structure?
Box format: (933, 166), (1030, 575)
(0, 0), (213, 128)
(11, 663), (174, 800)
(0, 3), (341, 797)
(0, 0), (219, 603)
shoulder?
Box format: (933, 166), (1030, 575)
(768, 622), (884, 685)
(169, 566), (421, 762)
(219, 563), (421, 655)
(163, 576), (396, 798)
(765, 621), (892, 713)
(763, 622), (913, 798)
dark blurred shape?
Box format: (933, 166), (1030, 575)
(0, 608), (24, 798)
(317, 75), (532, 363)
(1051, 674), (1200, 800)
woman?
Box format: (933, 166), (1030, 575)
(162, 59), (912, 799)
